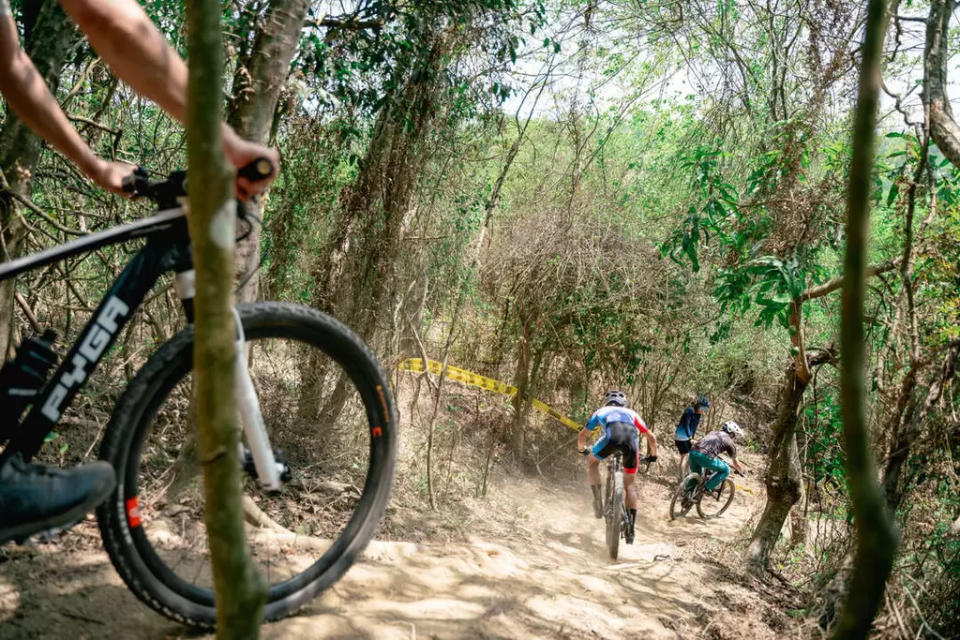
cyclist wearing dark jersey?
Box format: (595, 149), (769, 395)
(674, 395), (709, 476)
(577, 390), (658, 544)
(689, 421), (745, 495)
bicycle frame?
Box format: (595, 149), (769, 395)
(0, 205), (282, 488)
(0, 209), (192, 462)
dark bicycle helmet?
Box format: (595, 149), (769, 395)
(604, 390), (627, 407)
(696, 395), (710, 408)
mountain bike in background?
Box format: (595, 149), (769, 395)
(668, 457), (742, 520)
(601, 453), (629, 560)
(0, 162), (398, 628)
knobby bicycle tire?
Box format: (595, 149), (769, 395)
(605, 469), (623, 560)
(97, 302), (397, 628)
(696, 479), (735, 519)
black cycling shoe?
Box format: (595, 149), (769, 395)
(625, 530), (635, 544)
(0, 453), (116, 545)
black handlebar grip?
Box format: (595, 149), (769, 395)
(237, 157), (275, 182)
(121, 166), (150, 195)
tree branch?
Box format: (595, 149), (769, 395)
(801, 258), (901, 301)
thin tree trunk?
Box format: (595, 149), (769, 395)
(0, 1), (78, 357)
(830, 1), (899, 636)
(186, 1), (265, 635)
(745, 300), (830, 570)
(881, 344), (959, 510)
(745, 360), (807, 569)
(227, 0), (309, 304)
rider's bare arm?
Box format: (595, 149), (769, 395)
(643, 430), (658, 458)
(577, 428), (591, 452)
(59, 0), (278, 198)
(0, 13), (133, 195)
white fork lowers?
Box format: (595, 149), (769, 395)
(232, 306), (282, 491)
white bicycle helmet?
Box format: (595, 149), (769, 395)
(604, 390), (627, 407)
(721, 420), (744, 439)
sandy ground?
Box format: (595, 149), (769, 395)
(0, 457), (779, 640)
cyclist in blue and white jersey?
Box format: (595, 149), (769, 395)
(577, 390), (658, 544)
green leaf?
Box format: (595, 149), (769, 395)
(886, 182), (899, 206)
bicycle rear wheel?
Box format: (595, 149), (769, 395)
(605, 469), (623, 560)
(696, 479), (735, 518)
(669, 473), (700, 520)
(98, 302), (397, 628)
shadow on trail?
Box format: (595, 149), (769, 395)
(0, 464), (765, 639)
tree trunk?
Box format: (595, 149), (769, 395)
(227, 0), (309, 304)
(745, 297), (831, 570)
(830, 1), (899, 636)
(510, 317), (535, 462)
(310, 27), (452, 342)
(881, 344), (959, 510)
(186, 0), (265, 635)
(0, 1), (78, 357)
(925, 0), (960, 168)
(745, 363), (807, 569)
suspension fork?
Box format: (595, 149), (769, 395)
(232, 307), (283, 490)
(174, 270), (282, 490)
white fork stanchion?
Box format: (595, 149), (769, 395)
(233, 308), (282, 491)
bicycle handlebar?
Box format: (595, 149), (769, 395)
(121, 158), (276, 208)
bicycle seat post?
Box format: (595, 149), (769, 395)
(173, 269), (196, 323)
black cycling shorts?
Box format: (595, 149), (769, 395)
(591, 421), (640, 473)
(675, 439), (693, 455)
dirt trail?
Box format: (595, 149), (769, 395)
(0, 459), (769, 640)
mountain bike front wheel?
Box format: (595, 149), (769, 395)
(97, 302), (397, 628)
(696, 478), (735, 518)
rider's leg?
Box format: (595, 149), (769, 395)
(622, 436), (639, 543)
(587, 455), (602, 518)
(688, 451), (704, 475)
(703, 457), (730, 492)
(623, 468), (639, 509)
(623, 472), (638, 543)
(687, 450), (706, 491)
(675, 439), (691, 478)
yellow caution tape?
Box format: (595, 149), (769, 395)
(734, 483), (757, 495)
(397, 358), (581, 431)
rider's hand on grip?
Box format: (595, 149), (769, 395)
(237, 157), (275, 182)
(121, 167), (150, 197)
